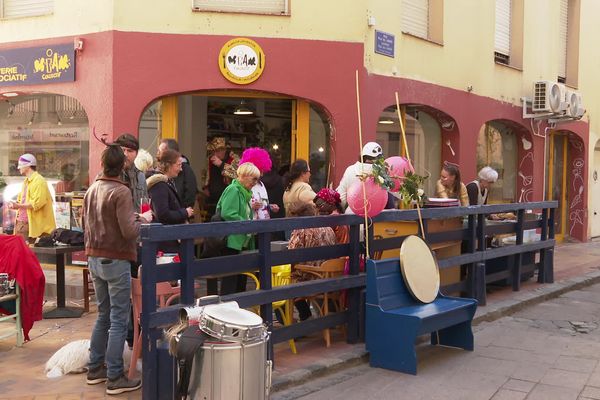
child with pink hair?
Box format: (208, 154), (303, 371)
(239, 147), (280, 220)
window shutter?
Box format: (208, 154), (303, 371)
(1, 0), (53, 18)
(558, 0), (569, 79)
(495, 0), (511, 56)
(401, 0), (429, 39)
(192, 0), (288, 15)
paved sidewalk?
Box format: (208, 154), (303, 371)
(274, 282), (600, 400)
(0, 240), (599, 399)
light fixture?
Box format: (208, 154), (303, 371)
(233, 100), (253, 115)
(2, 92), (19, 98)
(272, 144), (279, 150)
(27, 112), (35, 126)
(69, 111), (76, 120)
(378, 118), (394, 125)
(57, 113), (63, 126)
(318, 146), (324, 152)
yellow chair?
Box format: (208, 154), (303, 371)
(0, 283), (23, 347)
(246, 265), (297, 354)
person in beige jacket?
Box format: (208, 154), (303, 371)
(282, 159), (316, 217)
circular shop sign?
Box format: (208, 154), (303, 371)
(219, 38), (265, 85)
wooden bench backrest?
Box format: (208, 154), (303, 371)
(367, 259), (422, 311)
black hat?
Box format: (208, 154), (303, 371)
(113, 133), (139, 151)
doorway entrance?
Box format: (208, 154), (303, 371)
(592, 139), (600, 237)
(546, 132), (569, 242)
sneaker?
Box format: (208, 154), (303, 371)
(106, 374), (142, 395)
(86, 364), (107, 385)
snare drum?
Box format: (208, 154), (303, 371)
(198, 302), (267, 343)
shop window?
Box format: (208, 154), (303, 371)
(494, 0), (523, 68)
(308, 106), (330, 192)
(376, 106), (441, 196)
(192, 0), (289, 15)
(401, 0), (443, 43)
(0, 0), (53, 19)
(0, 94), (89, 192)
(476, 122), (517, 203)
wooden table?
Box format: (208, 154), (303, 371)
(30, 245), (85, 319)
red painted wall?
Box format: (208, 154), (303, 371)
(0, 31), (589, 240)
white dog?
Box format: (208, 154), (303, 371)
(45, 339), (132, 378)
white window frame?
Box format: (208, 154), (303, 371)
(0, 0), (53, 19)
(557, 0), (569, 81)
(192, 0), (289, 15)
(401, 0), (429, 39)
(495, 0), (511, 63)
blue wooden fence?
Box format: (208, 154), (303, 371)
(139, 200), (556, 399)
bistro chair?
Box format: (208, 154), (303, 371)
(0, 282), (23, 347)
(294, 257), (347, 347)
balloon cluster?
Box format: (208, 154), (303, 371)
(347, 156), (414, 217)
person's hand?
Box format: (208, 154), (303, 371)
(139, 209), (153, 223)
(210, 155), (223, 167)
(251, 200), (262, 210)
(269, 204), (280, 213)
(186, 207), (194, 218)
(6, 201), (15, 210)
(489, 213), (501, 220)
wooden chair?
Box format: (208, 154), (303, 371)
(294, 257), (347, 347)
(129, 268), (182, 379)
(0, 283), (23, 347)
(82, 267), (95, 313)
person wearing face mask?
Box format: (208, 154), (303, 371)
(466, 166), (499, 206)
(435, 162), (469, 206)
(146, 149), (194, 253)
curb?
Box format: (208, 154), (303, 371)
(271, 268), (600, 393)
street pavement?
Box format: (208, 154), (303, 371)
(0, 240), (600, 399)
(274, 282), (600, 400)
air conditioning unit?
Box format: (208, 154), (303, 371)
(566, 90), (585, 119)
(532, 81), (568, 113)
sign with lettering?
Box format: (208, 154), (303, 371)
(2, 127), (87, 142)
(218, 38), (265, 84)
(375, 30), (395, 58)
(0, 44), (75, 87)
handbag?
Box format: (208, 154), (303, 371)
(200, 210), (227, 258)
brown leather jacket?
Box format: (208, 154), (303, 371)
(83, 176), (141, 262)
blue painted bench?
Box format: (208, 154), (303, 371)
(366, 258), (477, 374)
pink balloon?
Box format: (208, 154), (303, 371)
(347, 178), (388, 217)
(386, 156), (414, 192)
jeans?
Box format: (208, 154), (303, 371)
(88, 257), (131, 380)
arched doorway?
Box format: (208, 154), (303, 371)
(592, 138), (600, 237)
(546, 130), (585, 241)
(139, 92), (332, 219)
(376, 105), (456, 196)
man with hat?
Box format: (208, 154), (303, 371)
(113, 133), (148, 210)
(336, 141), (385, 212)
(8, 153), (56, 243)
(202, 137), (239, 216)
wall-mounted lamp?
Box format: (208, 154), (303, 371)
(57, 113), (63, 126)
(27, 113), (35, 125)
(318, 146), (324, 153)
(74, 38), (84, 52)
(233, 100), (253, 115)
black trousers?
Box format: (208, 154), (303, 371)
(218, 247), (248, 295)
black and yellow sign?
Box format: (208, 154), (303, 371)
(218, 38), (265, 85)
(0, 44), (75, 87)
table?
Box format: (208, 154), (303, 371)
(30, 245), (85, 319)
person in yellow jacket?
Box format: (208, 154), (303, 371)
(8, 153), (56, 243)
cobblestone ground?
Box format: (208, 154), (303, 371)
(274, 283), (600, 400)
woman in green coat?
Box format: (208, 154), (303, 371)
(216, 162), (260, 294)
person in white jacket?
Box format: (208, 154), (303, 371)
(336, 142), (383, 211)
